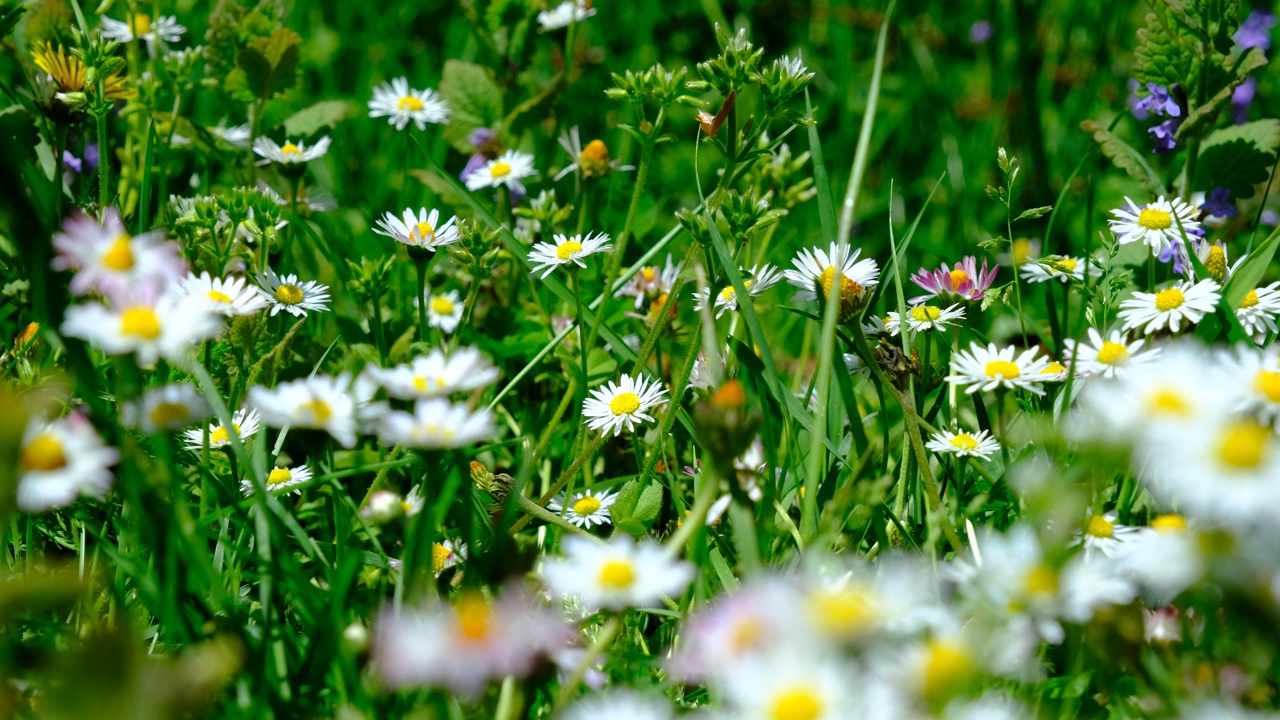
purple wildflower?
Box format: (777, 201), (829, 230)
(460, 128), (499, 184)
(969, 20), (992, 44)
(1233, 76), (1258, 124)
(909, 256), (998, 305)
(1149, 119), (1180, 154)
(1200, 187), (1239, 219)
(1262, 209), (1279, 227)
(62, 150), (83, 174)
(1134, 83), (1181, 118)
(1158, 242), (1189, 276)
(83, 143), (99, 169)
(1127, 79), (1150, 120)
(1235, 10), (1276, 52)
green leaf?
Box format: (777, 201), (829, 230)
(1133, 8), (1196, 92)
(1080, 120), (1165, 197)
(1015, 205), (1053, 222)
(0, 5), (25, 40)
(281, 100), (357, 136)
(1224, 225), (1280, 308)
(1194, 119), (1280, 200)
(233, 28), (302, 101)
(609, 479), (642, 521)
(439, 60), (504, 154)
(1176, 47), (1268, 142)
(631, 482), (663, 525)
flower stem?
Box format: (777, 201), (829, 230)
(414, 255), (431, 343)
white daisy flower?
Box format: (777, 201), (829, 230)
(1235, 282), (1280, 341)
(926, 427), (999, 461)
(465, 149), (536, 194)
(554, 127), (632, 181)
(377, 398), (496, 449)
(540, 535), (694, 610)
(1226, 346), (1280, 427)
(719, 650), (862, 720)
(241, 464), (313, 496)
(893, 303), (966, 334)
(1116, 514), (1203, 602)
(365, 347), (499, 399)
(432, 539), (466, 576)
(782, 242), (880, 304)
(538, 0), (597, 31)
(61, 289), (223, 367)
(426, 290), (464, 334)
(17, 414), (118, 513)
(181, 408), (262, 451)
(561, 692), (672, 720)
(1108, 195), (1201, 256)
(209, 122), (251, 149)
(693, 264), (783, 318)
(120, 383), (211, 434)
(255, 268), (331, 317)
(253, 136), (332, 165)
(372, 206), (460, 251)
(367, 77), (450, 131)
(1073, 510), (1144, 559)
(548, 488), (618, 528)
(51, 208), (187, 302)
(1019, 256), (1099, 284)
(1063, 328), (1158, 379)
(178, 272), (271, 317)
(371, 589), (570, 696)
(248, 374), (359, 448)
(528, 232), (613, 278)
(946, 342), (1051, 395)
(99, 13), (185, 47)
(1057, 555), (1137, 623)
(615, 254), (681, 310)
(1119, 279), (1221, 335)
(583, 373), (667, 436)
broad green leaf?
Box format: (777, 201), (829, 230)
(281, 100), (357, 136)
(439, 60), (504, 154)
(1195, 119), (1280, 199)
(1133, 8), (1196, 92)
(232, 28), (302, 101)
(1176, 47), (1267, 142)
(1224, 225), (1280, 308)
(1080, 120), (1165, 197)
(631, 482), (663, 525)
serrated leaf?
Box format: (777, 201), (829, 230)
(235, 28), (301, 100)
(1195, 119), (1280, 199)
(281, 100), (356, 136)
(1080, 120), (1165, 196)
(1015, 205), (1053, 222)
(1133, 8), (1197, 92)
(439, 60), (504, 154)
(1176, 47), (1267, 142)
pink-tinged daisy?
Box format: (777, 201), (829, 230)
(51, 208), (186, 302)
(909, 256), (998, 305)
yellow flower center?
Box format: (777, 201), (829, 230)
(1025, 564), (1059, 595)
(120, 306), (162, 340)
(1058, 258), (1079, 272)
(1217, 421), (1270, 470)
(20, 433), (67, 472)
(984, 360), (1020, 380)
(572, 496), (602, 516)
(1086, 514), (1114, 538)
(210, 423), (239, 444)
(1154, 287), (1185, 312)
(1146, 387), (1192, 417)
(301, 399), (332, 423)
(1042, 362), (1067, 375)
(808, 587), (875, 635)
(430, 295), (455, 315)
(1012, 238), (1032, 266)
(921, 640), (976, 707)
(148, 402), (190, 428)
(1205, 245), (1227, 282)
(720, 280), (752, 301)
(414, 222), (435, 243)
(280, 143), (302, 156)
(818, 266), (861, 300)
(413, 376), (447, 393)
(207, 290), (234, 304)
(1241, 289), (1260, 309)
(911, 306), (942, 322)
(398, 95), (425, 112)
(609, 391), (641, 415)
(641, 267), (657, 282)
(275, 284), (305, 305)
(489, 161), (512, 178)
(267, 468), (293, 485)
(1096, 342), (1130, 364)
(598, 558), (635, 588)
(454, 593), (491, 642)
(556, 240), (583, 261)
(950, 433), (978, 451)
(129, 13), (152, 36)
(102, 234), (135, 271)
(580, 139), (611, 169)
(1255, 370), (1280, 402)
(431, 543), (453, 573)
(949, 268), (970, 287)
(728, 617), (764, 654)
(1151, 514), (1188, 533)
(770, 687), (824, 720)
(1137, 208), (1173, 230)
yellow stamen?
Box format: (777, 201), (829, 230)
(949, 268), (970, 287)
(598, 559), (635, 588)
(267, 468), (293, 485)
(489, 161), (512, 178)
(1154, 287), (1185, 311)
(911, 306), (942, 322)
(120, 307), (162, 340)
(148, 402), (190, 428)
(1146, 388), (1191, 417)
(128, 13), (152, 37)
(275, 284), (305, 305)
(1137, 208), (1173, 230)
(1025, 564), (1059, 595)
(609, 391), (641, 415)
(770, 688), (823, 720)
(454, 593), (491, 642)
(280, 143), (302, 156)
(1086, 514), (1113, 538)
(209, 423), (239, 444)
(818, 266), (861, 300)
(1096, 342), (1130, 364)
(921, 640), (976, 707)
(207, 290), (233, 304)
(556, 240), (583, 261)
(1217, 421), (1270, 469)
(398, 95), (425, 112)
(430, 295), (455, 315)
(414, 222), (435, 243)
(950, 433), (978, 451)
(1255, 370), (1280, 402)
(301, 399), (332, 423)
(984, 360), (1020, 379)
(572, 496), (602, 516)
(20, 434), (67, 472)
(431, 543), (453, 573)
(1241, 289), (1260, 309)
(1151, 514), (1188, 533)
(102, 234), (135, 271)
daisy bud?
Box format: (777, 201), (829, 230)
(470, 461), (496, 491)
(692, 380), (761, 479)
(361, 490), (405, 525)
